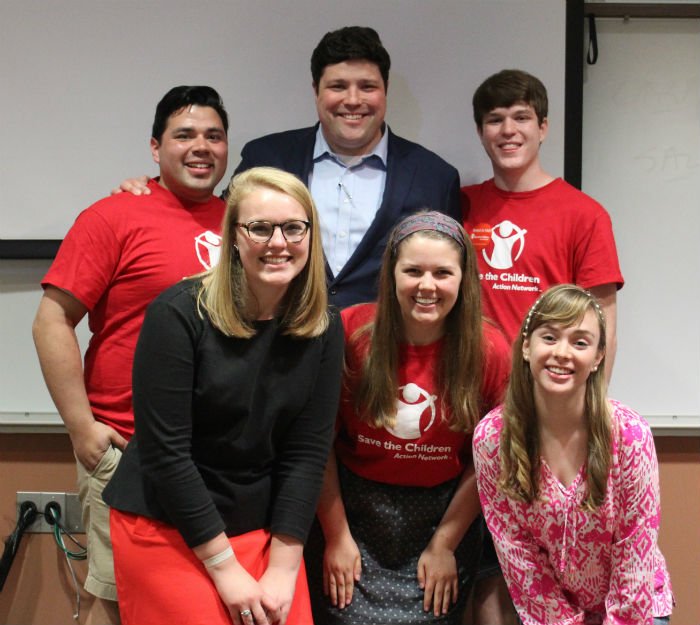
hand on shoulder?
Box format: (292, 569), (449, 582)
(110, 175), (151, 196)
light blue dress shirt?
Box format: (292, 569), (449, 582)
(308, 127), (388, 277)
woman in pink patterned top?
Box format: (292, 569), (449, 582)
(473, 284), (673, 625)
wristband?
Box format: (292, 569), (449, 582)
(202, 545), (234, 569)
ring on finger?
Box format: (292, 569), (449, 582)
(240, 609), (252, 618)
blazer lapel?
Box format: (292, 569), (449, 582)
(297, 125), (317, 185)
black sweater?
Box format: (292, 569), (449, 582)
(104, 280), (344, 548)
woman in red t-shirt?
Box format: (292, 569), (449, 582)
(307, 211), (511, 625)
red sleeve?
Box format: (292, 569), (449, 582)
(460, 186), (472, 222)
(572, 203), (624, 291)
(480, 321), (512, 413)
(42, 206), (121, 310)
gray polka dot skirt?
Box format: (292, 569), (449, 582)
(306, 464), (482, 625)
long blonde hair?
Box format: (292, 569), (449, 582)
(350, 213), (485, 433)
(197, 167), (329, 338)
(499, 284), (611, 510)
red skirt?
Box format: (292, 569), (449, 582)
(111, 509), (313, 625)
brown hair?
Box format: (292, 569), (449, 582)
(499, 284), (610, 510)
(350, 213), (485, 433)
(473, 69), (548, 129)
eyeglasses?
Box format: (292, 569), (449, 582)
(235, 220), (311, 244)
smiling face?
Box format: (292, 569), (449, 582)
(314, 59), (387, 156)
(478, 102), (548, 188)
(150, 105), (228, 203)
(523, 308), (604, 404)
(235, 187), (310, 309)
(394, 234), (463, 345)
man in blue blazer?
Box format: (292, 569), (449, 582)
(231, 27), (460, 308)
(115, 27), (460, 308)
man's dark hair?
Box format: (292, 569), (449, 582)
(151, 86), (228, 142)
(310, 26), (391, 89)
(472, 69), (548, 129)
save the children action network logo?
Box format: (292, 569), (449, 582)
(385, 383), (438, 440)
(469, 220), (527, 270)
(356, 382), (451, 462)
(194, 231), (222, 269)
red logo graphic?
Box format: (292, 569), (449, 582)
(470, 223), (492, 251)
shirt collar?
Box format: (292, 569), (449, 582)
(312, 124), (389, 168)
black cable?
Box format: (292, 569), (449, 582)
(587, 13), (599, 65)
(45, 503), (85, 620)
(46, 505), (87, 559)
(0, 501), (38, 592)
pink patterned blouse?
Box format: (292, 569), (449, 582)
(473, 400), (673, 625)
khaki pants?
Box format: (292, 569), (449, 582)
(76, 445), (122, 601)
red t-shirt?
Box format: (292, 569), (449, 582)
(42, 181), (224, 439)
(462, 178), (624, 342)
(334, 303), (510, 487)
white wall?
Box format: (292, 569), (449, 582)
(0, 0), (567, 424)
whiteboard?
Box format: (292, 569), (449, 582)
(0, 0), (566, 427)
(0, 0), (565, 241)
(581, 17), (700, 431)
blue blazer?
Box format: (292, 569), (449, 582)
(232, 125), (461, 308)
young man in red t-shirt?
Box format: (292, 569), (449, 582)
(32, 86), (228, 624)
(462, 69), (624, 625)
